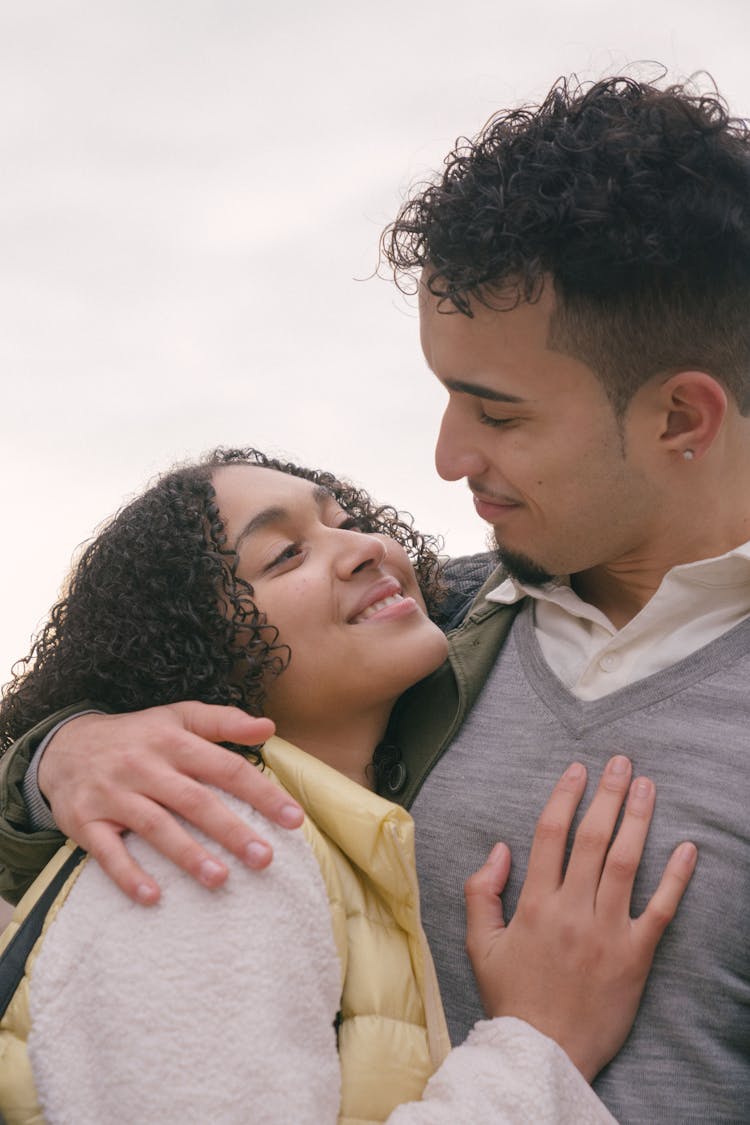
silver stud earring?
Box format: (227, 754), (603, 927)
(683, 449), (695, 461)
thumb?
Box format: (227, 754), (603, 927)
(169, 702), (275, 745)
(465, 842), (511, 953)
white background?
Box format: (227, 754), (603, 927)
(2, 0), (749, 685)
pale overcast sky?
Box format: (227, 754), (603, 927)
(1, 0), (748, 683)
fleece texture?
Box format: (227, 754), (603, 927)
(28, 803), (342, 1124)
(16, 746), (617, 1124)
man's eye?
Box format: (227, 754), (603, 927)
(338, 516), (365, 531)
(480, 412), (515, 428)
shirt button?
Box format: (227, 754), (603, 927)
(599, 653), (620, 672)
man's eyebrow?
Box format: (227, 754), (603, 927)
(444, 378), (525, 404)
(234, 485), (333, 550)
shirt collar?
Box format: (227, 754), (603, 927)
(485, 538), (750, 621)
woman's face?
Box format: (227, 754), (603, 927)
(213, 465), (449, 733)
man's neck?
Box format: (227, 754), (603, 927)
(571, 527), (750, 630)
(571, 565), (667, 629)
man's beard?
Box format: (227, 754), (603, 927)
(491, 533), (557, 587)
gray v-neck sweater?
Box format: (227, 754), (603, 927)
(412, 604), (750, 1124)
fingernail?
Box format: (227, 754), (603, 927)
(629, 774), (652, 810)
(677, 841), (698, 867)
(608, 755), (630, 775)
(488, 842), (506, 865)
(198, 859), (227, 886)
(135, 882), (158, 905)
(564, 762), (585, 780)
(278, 803), (304, 828)
(244, 841), (271, 868)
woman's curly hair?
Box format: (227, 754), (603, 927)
(382, 73), (750, 416)
(0, 449), (444, 775)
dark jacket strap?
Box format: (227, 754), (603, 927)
(0, 846), (86, 1018)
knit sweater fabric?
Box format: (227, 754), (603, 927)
(412, 603), (750, 1125)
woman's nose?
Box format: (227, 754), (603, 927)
(334, 530), (387, 578)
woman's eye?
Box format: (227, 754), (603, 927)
(266, 543), (303, 571)
(338, 516), (364, 531)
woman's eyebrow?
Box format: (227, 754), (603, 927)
(234, 485), (333, 550)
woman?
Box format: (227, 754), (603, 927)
(0, 448), (694, 1124)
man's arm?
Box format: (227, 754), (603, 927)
(0, 554), (494, 906)
(0, 703), (302, 904)
(0, 705), (86, 903)
(434, 551), (499, 632)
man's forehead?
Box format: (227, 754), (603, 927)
(418, 284), (609, 408)
(419, 283), (557, 370)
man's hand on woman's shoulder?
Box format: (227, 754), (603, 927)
(36, 703), (302, 904)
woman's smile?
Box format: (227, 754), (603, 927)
(213, 463), (449, 744)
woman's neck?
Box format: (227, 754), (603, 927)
(273, 706), (392, 791)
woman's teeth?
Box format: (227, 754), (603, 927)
(353, 593), (403, 623)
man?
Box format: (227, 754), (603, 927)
(1, 74), (748, 1122)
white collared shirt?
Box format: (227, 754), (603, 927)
(485, 540), (750, 700)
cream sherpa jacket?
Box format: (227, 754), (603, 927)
(0, 737), (616, 1125)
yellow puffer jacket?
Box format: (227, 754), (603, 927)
(264, 738), (451, 1124)
(0, 839), (83, 1125)
(0, 737), (450, 1124)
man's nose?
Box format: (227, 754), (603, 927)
(435, 403), (488, 481)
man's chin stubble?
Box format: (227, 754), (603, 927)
(491, 533), (557, 587)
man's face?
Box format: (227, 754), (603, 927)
(420, 282), (662, 582)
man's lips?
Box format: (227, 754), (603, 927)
(347, 578), (418, 624)
(471, 490), (522, 521)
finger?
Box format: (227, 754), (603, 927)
(634, 840), (698, 949)
(82, 782), (277, 897)
(465, 843), (511, 959)
(594, 776), (655, 920)
(165, 732), (304, 831)
(92, 792), (242, 889)
(189, 742), (304, 829)
(521, 762), (588, 896)
(168, 702), (275, 747)
(81, 820), (162, 906)
(118, 785), (286, 883)
(563, 755), (633, 900)
(145, 771), (281, 868)
(80, 743), (299, 864)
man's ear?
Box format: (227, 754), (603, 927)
(658, 371), (728, 461)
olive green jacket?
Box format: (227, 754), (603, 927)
(390, 567), (520, 808)
(0, 564), (521, 904)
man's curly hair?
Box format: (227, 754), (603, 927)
(383, 74), (750, 416)
(0, 449), (443, 764)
